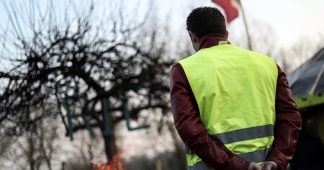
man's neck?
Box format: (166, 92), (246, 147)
(199, 34), (229, 50)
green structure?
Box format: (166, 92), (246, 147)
(62, 94), (150, 141)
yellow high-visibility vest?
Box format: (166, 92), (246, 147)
(177, 44), (278, 168)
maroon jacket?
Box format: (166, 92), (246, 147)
(170, 35), (302, 170)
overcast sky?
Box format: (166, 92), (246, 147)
(1, 0), (324, 45)
(0, 0), (323, 69)
(153, 0), (324, 47)
(1, 0), (323, 49)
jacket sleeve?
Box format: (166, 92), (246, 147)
(266, 66), (302, 170)
(170, 64), (250, 170)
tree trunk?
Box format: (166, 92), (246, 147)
(102, 132), (117, 162)
(100, 97), (117, 163)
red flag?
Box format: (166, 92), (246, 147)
(212, 0), (239, 23)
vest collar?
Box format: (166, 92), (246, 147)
(199, 34), (229, 50)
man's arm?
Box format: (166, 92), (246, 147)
(170, 64), (250, 170)
(266, 66), (302, 170)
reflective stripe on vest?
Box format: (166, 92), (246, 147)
(213, 124), (274, 144)
(178, 44), (278, 167)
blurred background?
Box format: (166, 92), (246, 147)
(0, 0), (323, 170)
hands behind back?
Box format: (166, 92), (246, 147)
(248, 161), (278, 170)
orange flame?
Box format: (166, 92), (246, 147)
(91, 154), (123, 170)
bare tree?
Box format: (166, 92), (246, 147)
(278, 35), (324, 73)
(14, 117), (59, 170)
(0, 133), (14, 160)
(0, 0), (173, 163)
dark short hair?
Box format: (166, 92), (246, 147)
(186, 7), (226, 38)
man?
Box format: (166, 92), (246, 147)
(170, 7), (302, 170)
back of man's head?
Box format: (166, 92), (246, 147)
(186, 7), (227, 38)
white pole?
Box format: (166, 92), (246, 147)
(236, 0), (253, 50)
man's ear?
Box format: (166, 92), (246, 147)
(188, 31), (199, 43)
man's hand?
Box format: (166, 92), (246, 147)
(248, 162), (262, 170)
(262, 161), (278, 170)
